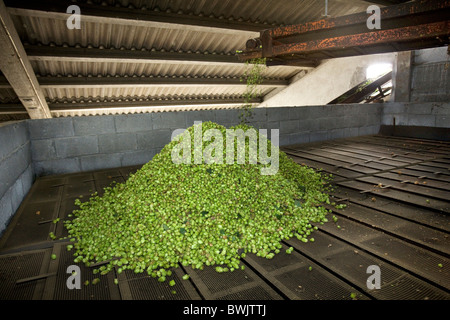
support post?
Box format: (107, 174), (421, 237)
(0, 0), (51, 119)
(392, 51), (413, 102)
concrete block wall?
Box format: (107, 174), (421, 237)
(410, 47), (449, 103)
(0, 101), (443, 235)
(0, 121), (34, 235)
(382, 102), (450, 128)
(254, 103), (383, 146)
(29, 114), (159, 176)
(28, 103), (384, 176)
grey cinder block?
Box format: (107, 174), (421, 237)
(342, 115), (364, 128)
(0, 124), (14, 162)
(383, 103), (407, 114)
(407, 114), (436, 127)
(31, 139), (57, 161)
(431, 103), (450, 115)
(20, 165), (34, 196)
(298, 119), (311, 131)
(288, 107), (310, 120)
(250, 108), (268, 122)
(10, 178), (24, 213)
(279, 120), (299, 134)
(436, 115), (449, 128)
(310, 130), (328, 142)
(367, 104), (383, 114)
(98, 132), (137, 154)
(152, 112), (186, 130)
(137, 129), (172, 150)
(0, 121), (28, 161)
(344, 127), (359, 138)
(185, 110), (216, 126)
(28, 118), (74, 139)
(215, 109), (241, 126)
(265, 121), (280, 131)
(327, 128), (345, 140)
(73, 116), (116, 136)
(266, 107), (290, 122)
(341, 104), (360, 115)
(366, 113), (382, 126)
(55, 135), (99, 158)
(34, 158), (81, 177)
(246, 121), (267, 130)
(278, 134), (290, 146)
(356, 104), (375, 116)
(318, 117), (337, 131)
(0, 193), (13, 236)
(392, 114), (409, 126)
(80, 153), (122, 172)
(115, 114), (152, 133)
(407, 104), (433, 115)
(288, 132), (310, 145)
(330, 105), (346, 117)
(309, 105), (331, 119)
(0, 144), (30, 199)
(358, 125), (380, 136)
(332, 117), (350, 130)
(121, 149), (157, 167)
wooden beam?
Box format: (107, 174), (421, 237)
(4, 0), (265, 34)
(24, 45), (241, 66)
(0, 0), (51, 119)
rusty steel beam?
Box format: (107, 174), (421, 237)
(240, 21), (449, 61)
(267, 0), (449, 40)
(239, 0), (450, 63)
(271, 21), (449, 58)
(361, 1), (409, 5)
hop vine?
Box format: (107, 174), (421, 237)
(240, 58), (267, 125)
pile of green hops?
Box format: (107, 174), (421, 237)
(64, 122), (332, 279)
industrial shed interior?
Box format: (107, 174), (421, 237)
(0, 0), (449, 302)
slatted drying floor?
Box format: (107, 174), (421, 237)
(0, 135), (449, 300)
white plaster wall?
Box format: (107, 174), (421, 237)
(259, 53), (396, 108)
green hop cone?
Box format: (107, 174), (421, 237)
(63, 122), (332, 281)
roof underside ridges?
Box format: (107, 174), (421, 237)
(12, 15), (254, 53)
(1, 0), (377, 118)
(30, 60), (299, 79)
(41, 85), (275, 100)
(74, 0), (372, 26)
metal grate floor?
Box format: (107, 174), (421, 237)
(0, 135), (449, 300)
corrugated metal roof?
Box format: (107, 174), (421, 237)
(0, 88), (19, 104)
(41, 85), (276, 100)
(12, 15), (254, 53)
(30, 60), (300, 79)
(84, 0), (372, 26)
(50, 103), (247, 118)
(1, 0), (382, 118)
